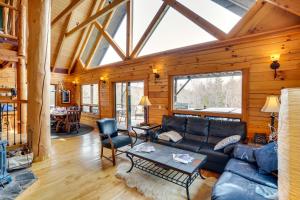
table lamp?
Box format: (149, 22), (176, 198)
(139, 96), (152, 125)
(261, 95), (280, 134)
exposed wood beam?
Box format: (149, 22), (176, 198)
(95, 21), (126, 61)
(264, 0), (300, 16)
(68, 0), (105, 74)
(227, 0), (265, 38)
(85, 11), (115, 67)
(126, 0), (133, 58)
(0, 2), (18, 11)
(52, 13), (72, 72)
(162, 0), (227, 40)
(51, 0), (85, 26)
(65, 0), (129, 37)
(130, 3), (170, 58)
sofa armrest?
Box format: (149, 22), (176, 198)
(233, 144), (259, 163)
(152, 128), (165, 140)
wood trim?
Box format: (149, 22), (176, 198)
(53, 13), (72, 72)
(85, 11), (115, 67)
(130, 3), (170, 58)
(126, 0), (133, 58)
(68, 0), (106, 74)
(171, 110), (242, 119)
(65, 0), (129, 37)
(163, 0), (226, 40)
(227, 0), (266, 38)
(264, 0), (300, 16)
(0, 33), (18, 40)
(95, 22), (126, 61)
(242, 69), (249, 122)
(51, 0), (85, 26)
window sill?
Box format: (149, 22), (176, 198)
(172, 109), (242, 119)
(81, 112), (100, 118)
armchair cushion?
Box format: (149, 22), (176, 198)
(102, 135), (132, 149)
(97, 119), (118, 138)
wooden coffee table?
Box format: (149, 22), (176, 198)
(126, 142), (207, 200)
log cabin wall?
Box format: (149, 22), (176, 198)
(0, 67), (16, 88)
(63, 27), (300, 139)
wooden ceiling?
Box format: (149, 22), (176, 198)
(50, 0), (300, 74)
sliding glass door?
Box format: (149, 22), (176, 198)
(115, 81), (144, 129)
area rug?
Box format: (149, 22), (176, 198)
(0, 169), (37, 200)
(116, 162), (217, 200)
(51, 123), (94, 139)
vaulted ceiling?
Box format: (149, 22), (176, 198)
(50, 0), (300, 74)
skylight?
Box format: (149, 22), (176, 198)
(81, 28), (100, 64)
(133, 0), (162, 47)
(176, 0), (242, 33)
(139, 7), (217, 56)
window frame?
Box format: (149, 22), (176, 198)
(50, 84), (56, 109)
(169, 69), (248, 121)
(80, 83), (99, 115)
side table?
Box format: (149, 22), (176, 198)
(131, 124), (161, 145)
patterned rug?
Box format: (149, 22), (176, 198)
(116, 162), (217, 200)
(0, 169), (37, 200)
(51, 123), (94, 139)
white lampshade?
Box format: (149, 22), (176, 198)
(261, 95), (280, 113)
(139, 96), (152, 106)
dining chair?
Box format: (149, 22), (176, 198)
(65, 110), (81, 133)
(96, 118), (133, 166)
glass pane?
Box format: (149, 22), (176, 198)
(81, 28), (101, 64)
(92, 84), (99, 105)
(82, 106), (90, 113)
(113, 14), (127, 53)
(50, 85), (56, 109)
(139, 7), (216, 56)
(115, 83), (127, 129)
(173, 71), (242, 114)
(177, 0), (242, 33)
(100, 38), (123, 65)
(92, 106), (99, 114)
(82, 85), (91, 105)
(128, 81), (144, 126)
(133, 0), (162, 47)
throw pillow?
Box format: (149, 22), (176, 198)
(214, 135), (241, 151)
(233, 144), (257, 163)
(157, 131), (183, 142)
(254, 142), (278, 174)
(157, 133), (170, 141)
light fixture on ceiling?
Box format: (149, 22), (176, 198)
(270, 54), (280, 79)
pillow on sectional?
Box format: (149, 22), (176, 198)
(214, 135), (241, 151)
(254, 142), (278, 174)
(158, 131), (183, 143)
(233, 144), (257, 163)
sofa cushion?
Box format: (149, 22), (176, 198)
(185, 117), (209, 142)
(254, 142), (278, 174)
(214, 135), (241, 151)
(208, 120), (246, 145)
(211, 171), (278, 200)
(225, 159), (278, 189)
(173, 139), (201, 152)
(161, 115), (186, 134)
(198, 143), (229, 164)
(233, 144), (258, 163)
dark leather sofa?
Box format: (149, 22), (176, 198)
(153, 115), (246, 173)
(211, 144), (278, 200)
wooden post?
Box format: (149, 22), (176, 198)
(17, 0), (27, 137)
(27, 0), (51, 161)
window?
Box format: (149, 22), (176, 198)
(50, 85), (56, 109)
(172, 71), (242, 114)
(115, 81), (144, 129)
(81, 84), (99, 114)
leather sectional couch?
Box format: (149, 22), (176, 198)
(211, 144), (278, 200)
(153, 115), (247, 173)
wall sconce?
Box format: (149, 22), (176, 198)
(153, 68), (160, 79)
(100, 77), (106, 84)
(270, 54), (280, 79)
(72, 80), (78, 87)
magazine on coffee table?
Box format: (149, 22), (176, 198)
(135, 144), (155, 153)
(173, 154), (194, 164)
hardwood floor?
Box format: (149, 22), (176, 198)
(18, 130), (219, 200)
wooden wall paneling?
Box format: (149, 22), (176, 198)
(51, 0), (85, 26)
(70, 27), (300, 138)
(265, 0), (300, 16)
